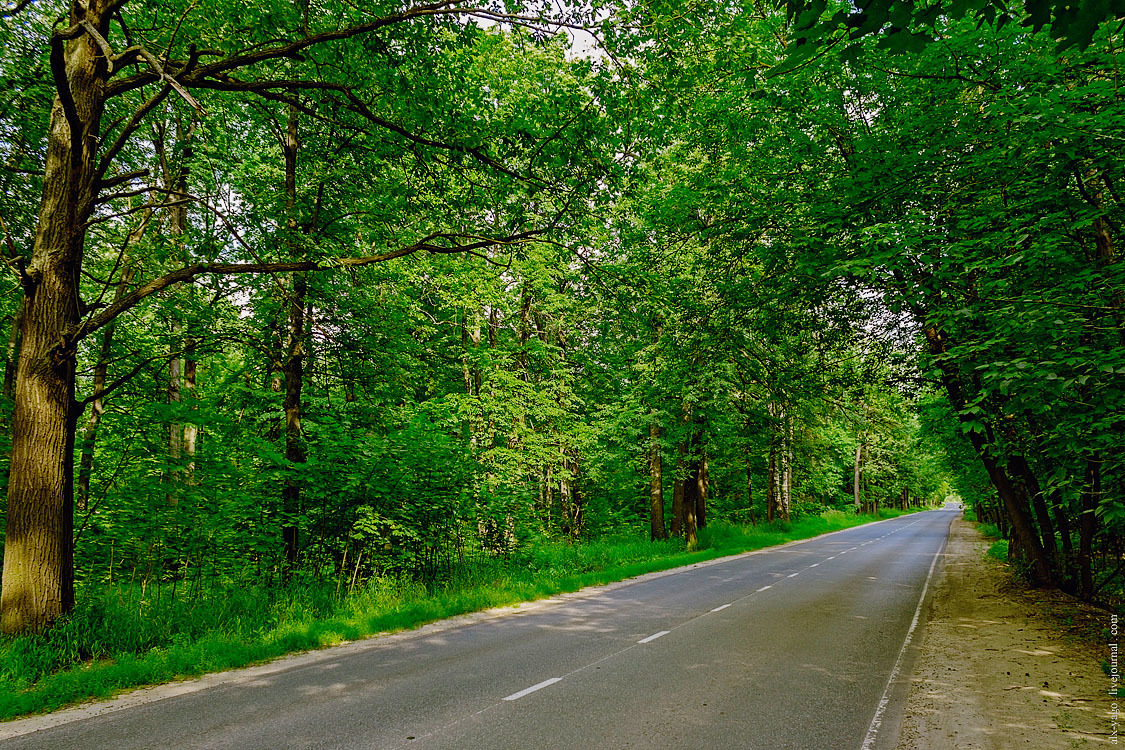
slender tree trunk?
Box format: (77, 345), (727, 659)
(281, 272), (306, 571)
(695, 450), (707, 529)
(77, 246), (140, 512)
(767, 438), (778, 523)
(682, 452), (699, 548)
(1, 1), (110, 633)
(183, 338), (197, 478)
(649, 419), (667, 541)
(853, 438), (863, 514)
(166, 329), (183, 506)
(281, 105), (304, 573)
(780, 412), (792, 521)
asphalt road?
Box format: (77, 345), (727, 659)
(0, 508), (956, 750)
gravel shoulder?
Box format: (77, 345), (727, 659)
(896, 517), (1113, 749)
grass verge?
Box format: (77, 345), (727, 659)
(0, 508), (920, 721)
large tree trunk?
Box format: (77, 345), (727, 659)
(920, 324), (1057, 587)
(1, 2), (110, 633)
(649, 419), (667, 541)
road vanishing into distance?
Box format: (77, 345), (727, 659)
(0, 508), (957, 750)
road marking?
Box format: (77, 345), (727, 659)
(825, 556), (835, 560)
(638, 630), (670, 644)
(808, 563), (819, 568)
(503, 677), (562, 701)
(839, 550), (848, 555)
(861, 525), (947, 750)
(756, 585), (772, 592)
(787, 572), (800, 578)
(711, 603), (732, 612)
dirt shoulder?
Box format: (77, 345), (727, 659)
(896, 517), (1114, 749)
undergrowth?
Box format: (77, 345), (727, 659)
(0, 508), (917, 721)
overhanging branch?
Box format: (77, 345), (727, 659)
(65, 229), (543, 347)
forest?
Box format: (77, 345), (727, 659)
(0, 0), (1122, 697)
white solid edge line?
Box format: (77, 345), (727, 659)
(502, 677), (563, 701)
(711, 603), (732, 612)
(637, 630), (670, 644)
(859, 531), (945, 750)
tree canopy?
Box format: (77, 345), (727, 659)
(0, 0), (1122, 635)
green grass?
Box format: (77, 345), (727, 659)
(986, 539), (1009, 562)
(0, 508), (918, 721)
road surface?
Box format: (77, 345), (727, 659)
(0, 508), (955, 749)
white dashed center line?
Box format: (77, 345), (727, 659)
(503, 677), (562, 701)
(637, 630), (670, 644)
(711, 603), (732, 612)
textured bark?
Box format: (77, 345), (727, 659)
(1, 1), (110, 633)
(695, 451), (707, 529)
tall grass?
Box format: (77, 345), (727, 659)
(0, 508), (915, 720)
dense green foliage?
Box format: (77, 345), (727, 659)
(0, 0), (1122, 704)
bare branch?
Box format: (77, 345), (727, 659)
(78, 19), (117, 75)
(105, 1), (482, 99)
(135, 46), (205, 114)
(97, 168), (150, 192)
(49, 30), (83, 146)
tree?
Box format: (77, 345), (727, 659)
(0, 0), (604, 633)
